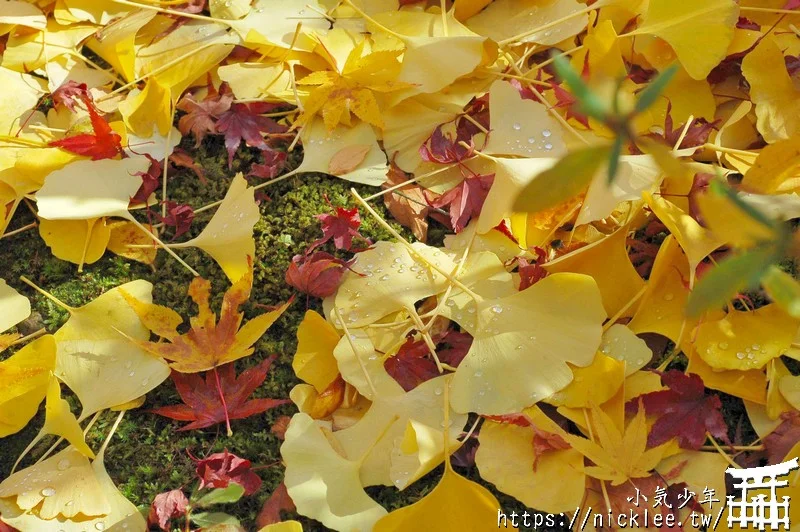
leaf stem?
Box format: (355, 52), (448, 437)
(213, 367), (233, 437)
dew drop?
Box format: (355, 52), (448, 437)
(380, 275), (390, 281)
(41, 487), (56, 497)
(516, 345), (523, 350)
(141, 378), (149, 387)
(512, 122), (521, 130)
(718, 342), (729, 350)
(57, 459), (70, 471)
(298, 9), (305, 15)
(542, 129), (552, 137)
(65, 500), (74, 507)
(95, 523), (106, 531)
(736, 352), (745, 360)
(544, 142), (553, 151)
(474, 369), (483, 377)
(527, 136), (536, 144)
(491, 305), (503, 314)
(434, 388), (442, 396)
(128, 371), (135, 377)
(635, 358), (644, 365)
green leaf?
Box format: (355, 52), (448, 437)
(194, 484), (246, 508)
(190, 511), (243, 528)
(552, 54), (608, 121)
(762, 266), (800, 318)
(634, 64), (678, 115)
(607, 134), (624, 185)
(686, 246), (778, 317)
(512, 145), (612, 213)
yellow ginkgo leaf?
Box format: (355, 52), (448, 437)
(483, 80), (566, 158)
(545, 226), (645, 318)
(38, 218), (111, 271)
(282, 413), (388, 531)
(106, 220), (157, 265)
(382, 97), (457, 172)
(37, 378), (95, 458)
(0, 1), (46, 30)
(294, 310), (341, 393)
(295, 118), (388, 185)
(694, 304), (800, 371)
(450, 273), (606, 415)
(742, 136), (800, 194)
(598, 324), (653, 376)
(476, 415), (585, 514)
(0, 67), (47, 135)
(0, 278), (30, 334)
(628, 235), (692, 344)
(229, 0), (330, 51)
(644, 192), (722, 281)
(563, 403), (669, 486)
(47, 279), (171, 419)
(630, 0), (739, 80)
(117, 77), (172, 137)
(779, 372), (800, 411)
(687, 350), (766, 405)
(35, 158), (149, 221)
(371, 9), (488, 96)
(477, 156), (557, 234)
(654, 450), (729, 506)
(374, 451), (500, 532)
(466, 0), (589, 46)
(714, 100), (758, 173)
(573, 19), (626, 80)
(0, 335), (55, 437)
(0, 447), (108, 521)
(169, 173), (259, 282)
(86, 10), (157, 82)
(135, 19), (237, 99)
(545, 353), (626, 408)
(696, 187), (776, 249)
(2, 20), (96, 74)
(56, 0), (131, 25)
(258, 522), (303, 532)
(741, 36), (800, 144)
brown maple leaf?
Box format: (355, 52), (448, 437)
(176, 84), (233, 147)
(121, 262), (291, 373)
(383, 162), (432, 242)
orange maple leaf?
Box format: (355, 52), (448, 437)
(121, 263), (290, 373)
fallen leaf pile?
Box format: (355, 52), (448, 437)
(1, 0), (800, 530)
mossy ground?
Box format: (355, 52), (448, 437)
(0, 132), (767, 531)
(0, 135), (445, 530)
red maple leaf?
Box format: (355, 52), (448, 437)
(176, 84), (233, 147)
(256, 482), (296, 529)
(131, 154), (161, 205)
(159, 201), (195, 239)
(384, 336), (440, 392)
(193, 449), (263, 495)
(764, 411), (800, 464)
(48, 97), (123, 160)
(51, 81), (91, 112)
(628, 370), (730, 449)
(310, 203), (369, 252)
(249, 149), (287, 180)
(551, 81), (591, 129)
(147, 489), (189, 531)
(517, 249), (548, 290)
(150, 356), (289, 432)
(437, 330), (473, 367)
(430, 174), (494, 233)
(644, 102), (719, 150)
(419, 124), (474, 164)
(285, 252), (355, 298)
(216, 102), (286, 167)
